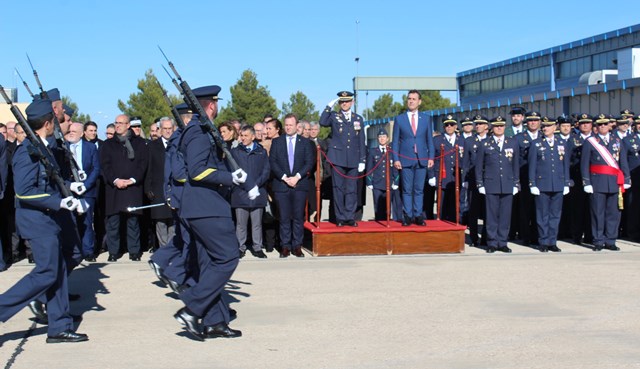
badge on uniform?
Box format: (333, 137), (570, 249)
(504, 148), (513, 158)
(354, 121), (361, 131)
(459, 147), (464, 158)
(558, 145), (565, 160)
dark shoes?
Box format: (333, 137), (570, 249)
(129, 253), (141, 261)
(28, 301), (48, 323)
(604, 244), (620, 251)
(497, 246), (512, 253)
(401, 216), (413, 227)
(203, 322), (242, 339)
(539, 245), (548, 253)
(280, 248), (290, 258)
(239, 250), (246, 258)
(292, 248), (305, 258)
(414, 216), (426, 226)
(84, 256), (96, 262)
(593, 244), (604, 252)
(28, 255), (34, 264)
(337, 220), (357, 227)
(108, 254), (118, 262)
(548, 245), (562, 252)
(486, 247), (496, 253)
(251, 250), (268, 259)
(68, 293), (81, 301)
(46, 330), (89, 343)
(174, 307), (204, 341)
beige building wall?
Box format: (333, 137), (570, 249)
(0, 103), (28, 123)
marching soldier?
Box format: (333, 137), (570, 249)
(528, 117), (570, 252)
(431, 115), (463, 222)
(462, 115), (489, 246)
(475, 116), (520, 253)
(319, 91), (366, 227)
(581, 114), (631, 251)
(366, 129), (401, 221)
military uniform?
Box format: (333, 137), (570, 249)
(365, 129), (401, 221)
(568, 115), (594, 244)
(475, 116), (520, 253)
(623, 124), (640, 240)
(319, 91), (366, 225)
(431, 115), (463, 222)
(514, 112), (542, 245)
(581, 114), (631, 250)
(462, 116), (489, 246)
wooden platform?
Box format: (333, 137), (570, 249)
(304, 220), (466, 256)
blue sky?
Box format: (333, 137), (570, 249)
(2, 0), (640, 136)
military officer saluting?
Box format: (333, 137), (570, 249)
(475, 116), (520, 253)
(528, 117), (570, 252)
(0, 98), (88, 343)
(319, 91), (366, 227)
(581, 114), (631, 251)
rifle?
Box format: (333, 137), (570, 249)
(26, 54), (86, 183)
(155, 80), (185, 129)
(15, 68), (35, 98)
(0, 84), (74, 206)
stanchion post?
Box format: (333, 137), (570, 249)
(316, 144), (321, 229)
(436, 143), (444, 220)
(385, 145), (391, 227)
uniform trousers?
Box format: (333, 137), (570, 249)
(235, 208), (264, 252)
(181, 216), (238, 326)
(0, 233), (72, 336)
(331, 165), (358, 222)
(151, 213), (194, 286)
(590, 192), (621, 246)
(468, 188), (487, 244)
(485, 193), (513, 248)
(535, 192), (563, 246)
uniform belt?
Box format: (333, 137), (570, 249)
(589, 164), (625, 193)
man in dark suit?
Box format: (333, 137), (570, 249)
(144, 117), (175, 250)
(99, 114), (149, 261)
(319, 91), (366, 227)
(581, 114), (631, 251)
(269, 114), (315, 258)
(475, 116), (520, 253)
(66, 123), (101, 261)
(392, 90), (435, 226)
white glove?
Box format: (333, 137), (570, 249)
(232, 169), (247, 185)
(428, 177), (436, 187)
(563, 186), (570, 195)
(77, 170), (87, 181)
(60, 196), (79, 212)
(248, 185), (260, 200)
(478, 187), (486, 195)
(70, 182), (86, 196)
(530, 186), (540, 196)
(584, 185), (594, 194)
(358, 163), (365, 173)
(77, 199), (90, 214)
(391, 184), (399, 190)
(327, 98), (340, 107)
(624, 183), (631, 190)
(367, 185), (373, 190)
(462, 182), (468, 189)
(513, 187), (519, 196)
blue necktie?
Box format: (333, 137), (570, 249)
(288, 136), (294, 173)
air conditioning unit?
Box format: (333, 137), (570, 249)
(578, 70), (618, 85)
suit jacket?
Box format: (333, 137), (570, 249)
(269, 134), (315, 193)
(144, 138), (172, 219)
(475, 136), (520, 194)
(68, 139), (100, 199)
(528, 137), (570, 192)
(391, 111), (435, 167)
(319, 107), (366, 168)
(99, 131), (149, 215)
(580, 134), (631, 193)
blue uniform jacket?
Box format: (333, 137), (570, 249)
(164, 127), (187, 209)
(475, 137), (520, 194)
(623, 133), (640, 172)
(12, 139), (64, 239)
(391, 111), (435, 167)
(461, 134), (487, 186)
(580, 135), (631, 193)
(0, 135), (6, 200)
(528, 136), (570, 192)
(319, 107), (366, 168)
(431, 134), (464, 188)
(366, 146), (399, 190)
(230, 142), (270, 208)
(178, 120), (234, 219)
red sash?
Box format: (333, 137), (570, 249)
(589, 165), (625, 193)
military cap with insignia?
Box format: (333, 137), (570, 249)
(442, 114), (457, 125)
(593, 113), (610, 125)
(473, 114), (489, 124)
(63, 104), (75, 117)
(621, 109), (635, 118)
(509, 106), (526, 115)
(337, 91), (354, 102)
(47, 88), (61, 102)
(460, 116), (473, 126)
(192, 85), (222, 101)
(130, 116), (142, 127)
(577, 113), (593, 123)
(525, 111), (541, 121)
(556, 116), (574, 125)
(26, 98), (53, 121)
(607, 114), (616, 123)
(616, 116), (630, 124)
(175, 102), (193, 115)
(635, 114), (640, 124)
(541, 116), (556, 126)
(490, 115), (506, 126)
(378, 128), (388, 136)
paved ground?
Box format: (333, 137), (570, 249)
(1, 237), (640, 369)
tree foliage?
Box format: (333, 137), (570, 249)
(117, 69), (181, 132)
(61, 96), (91, 123)
(217, 69), (279, 124)
(281, 91), (319, 122)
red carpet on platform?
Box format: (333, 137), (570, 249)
(304, 220), (466, 256)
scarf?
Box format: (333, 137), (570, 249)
(116, 129), (135, 160)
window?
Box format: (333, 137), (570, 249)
(504, 71), (528, 89)
(480, 77), (502, 93)
(461, 81), (480, 97)
(559, 56), (591, 78)
(528, 66), (551, 84)
(592, 50), (617, 70)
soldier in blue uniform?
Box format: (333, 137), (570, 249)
(475, 116), (520, 253)
(458, 117), (474, 224)
(174, 86), (254, 340)
(319, 91), (366, 227)
(514, 111), (541, 246)
(569, 114), (594, 245)
(581, 114), (631, 251)
(623, 117), (640, 241)
(557, 116), (575, 240)
(431, 115), (463, 222)
(366, 129), (401, 221)
(462, 115), (489, 247)
(0, 99), (88, 343)
(528, 117), (570, 252)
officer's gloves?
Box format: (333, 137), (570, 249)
(428, 177), (436, 187)
(70, 182), (86, 196)
(530, 186), (540, 196)
(478, 187), (486, 195)
(60, 196), (80, 212)
(462, 182), (468, 189)
(584, 185), (594, 194)
(512, 187), (519, 196)
(563, 186), (570, 195)
(624, 183), (631, 190)
(232, 169), (248, 185)
(326, 98), (340, 108)
(248, 185), (260, 200)
(358, 163), (365, 173)
(77, 199), (90, 214)
(367, 185), (373, 190)
(77, 170), (87, 181)
(391, 184), (399, 190)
